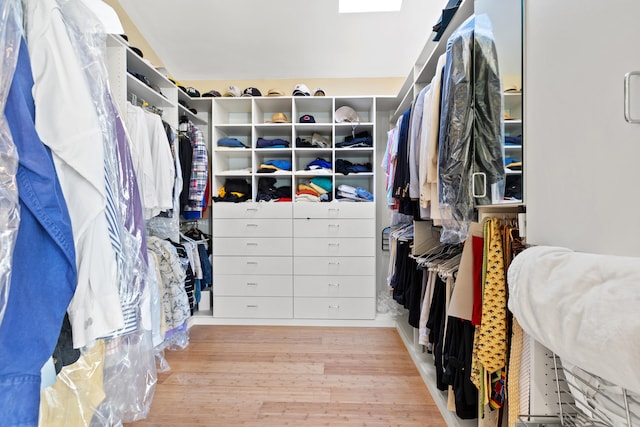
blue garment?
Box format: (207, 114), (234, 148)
(256, 138), (290, 148)
(263, 159), (292, 170)
(311, 176), (332, 192)
(306, 158), (332, 170)
(356, 187), (374, 201)
(198, 244), (212, 290)
(0, 38), (77, 426)
(217, 137), (247, 148)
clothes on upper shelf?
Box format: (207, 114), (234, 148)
(335, 158), (372, 175)
(256, 137), (290, 148)
(438, 15), (505, 244)
(383, 14), (505, 245)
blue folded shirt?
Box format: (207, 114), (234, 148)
(218, 137), (247, 148)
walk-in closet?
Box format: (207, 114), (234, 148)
(1, 0), (638, 426)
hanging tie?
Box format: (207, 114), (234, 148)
(477, 217), (508, 371)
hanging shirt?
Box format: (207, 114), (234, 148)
(24, 0), (123, 348)
(0, 36), (77, 427)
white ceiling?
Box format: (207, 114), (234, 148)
(117, 0), (445, 81)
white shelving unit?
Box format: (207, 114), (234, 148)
(207, 96), (377, 322)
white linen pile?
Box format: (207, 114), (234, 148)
(507, 245), (640, 395)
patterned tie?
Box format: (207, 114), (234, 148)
(508, 318), (524, 427)
(477, 217), (508, 372)
(471, 217), (508, 394)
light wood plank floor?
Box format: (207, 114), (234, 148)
(124, 325), (447, 427)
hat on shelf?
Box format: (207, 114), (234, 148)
(335, 105), (360, 123)
(266, 112), (291, 123)
(130, 46), (144, 58)
(223, 85), (242, 97)
(202, 89), (222, 97)
(242, 87), (262, 97)
(266, 88), (285, 97)
(185, 87), (201, 97)
(313, 88), (326, 96)
(299, 114), (316, 123)
(292, 83), (310, 96)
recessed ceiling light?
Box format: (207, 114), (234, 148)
(339, 0), (403, 14)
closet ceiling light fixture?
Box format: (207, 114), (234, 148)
(338, 0), (402, 13)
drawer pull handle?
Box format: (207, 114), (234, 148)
(328, 242), (340, 246)
(328, 261), (340, 265)
(246, 223), (258, 227)
(246, 208), (258, 212)
(328, 208), (340, 212)
(246, 282), (258, 286)
(247, 261), (258, 265)
(328, 283), (341, 287)
(328, 305), (340, 309)
(246, 242), (259, 246)
(328, 224), (340, 228)
(246, 305), (258, 308)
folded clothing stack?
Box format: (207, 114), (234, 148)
(335, 159), (372, 175)
(257, 159), (292, 173)
(256, 138), (290, 148)
(296, 176), (333, 202)
(295, 133), (331, 148)
(255, 177), (292, 202)
(217, 137), (248, 148)
(335, 131), (372, 148)
(336, 184), (373, 202)
(305, 157), (332, 173)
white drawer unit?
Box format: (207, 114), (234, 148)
(213, 237), (292, 256)
(214, 296), (293, 318)
(293, 219), (374, 238)
(293, 275), (375, 298)
(293, 297), (376, 319)
(293, 237), (375, 257)
(293, 203), (375, 219)
(293, 257), (375, 276)
(214, 202), (292, 219)
(213, 275), (293, 297)
(212, 219), (292, 237)
(213, 256), (292, 276)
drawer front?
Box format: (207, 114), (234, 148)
(213, 237), (292, 256)
(294, 275), (375, 298)
(293, 203), (374, 219)
(293, 256), (375, 276)
(293, 219), (374, 238)
(293, 297), (375, 319)
(293, 238), (374, 257)
(212, 219), (292, 237)
(214, 296), (293, 318)
(213, 275), (293, 297)
(214, 203), (292, 219)
(214, 256), (292, 275)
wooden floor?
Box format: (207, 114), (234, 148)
(124, 325), (447, 427)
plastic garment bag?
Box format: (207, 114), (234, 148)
(438, 15), (505, 244)
(0, 0), (21, 327)
(57, 0), (148, 337)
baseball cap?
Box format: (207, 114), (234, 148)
(202, 89), (222, 97)
(223, 85), (241, 97)
(242, 87), (262, 97)
(335, 105), (360, 123)
(185, 87), (200, 97)
(267, 88), (285, 97)
(267, 112), (290, 123)
(299, 114), (316, 123)
(292, 84), (310, 96)
(313, 88), (326, 96)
